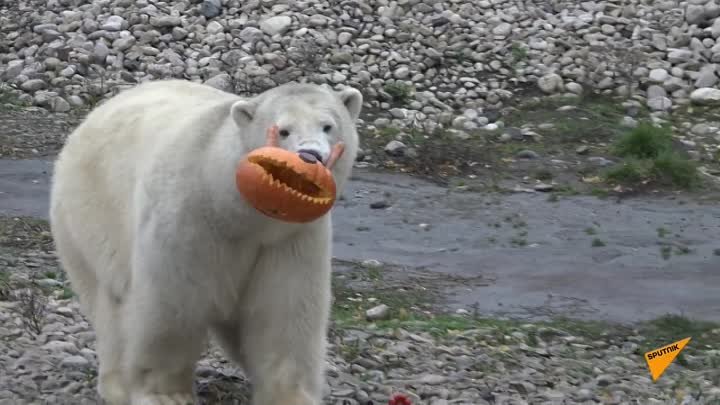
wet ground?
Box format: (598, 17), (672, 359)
(2, 157), (719, 325)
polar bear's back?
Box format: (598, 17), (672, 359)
(50, 80), (240, 278)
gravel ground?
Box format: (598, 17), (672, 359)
(2, 0), (720, 115)
(0, 107), (80, 159)
(1, 217), (719, 405)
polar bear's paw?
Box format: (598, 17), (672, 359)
(132, 393), (195, 405)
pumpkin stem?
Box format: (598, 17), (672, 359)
(266, 125), (280, 147)
(326, 142), (345, 169)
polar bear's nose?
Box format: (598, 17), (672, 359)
(298, 149), (324, 165)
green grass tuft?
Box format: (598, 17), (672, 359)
(650, 151), (701, 189)
(605, 159), (650, 183)
(604, 122), (701, 190)
(613, 121), (673, 159)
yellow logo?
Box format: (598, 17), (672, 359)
(644, 337), (691, 382)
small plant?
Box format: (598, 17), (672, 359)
(605, 159), (649, 184)
(339, 338), (362, 361)
(661, 245), (672, 260)
(605, 155), (699, 189)
(366, 267), (382, 281)
(585, 227), (597, 235)
(526, 330), (539, 347)
(640, 314), (719, 358)
(657, 227), (669, 238)
(606, 122), (700, 189)
(384, 82), (414, 104)
(376, 126), (402, 138)
(510, 237), (527, 247)
(613, 121), (673, 159)
(590, 188), (610, 198)
(59, 286), (75, 300)
(0, 271), (11, 301)
(534, 169), (553, 181)
(0, 85), (29, 110)
(651, 152), (700, 189)
(513, 220), (527, 229)
(592, 238), (606, 247)
(14, 281), (49, 336)
(510, 42), (528, 63)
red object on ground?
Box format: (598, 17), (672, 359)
(388, 393), (412, 405)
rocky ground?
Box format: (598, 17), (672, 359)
(1, 217), (720, 405)
(3, 0), (720, 195)
(2, 0), (720, 114)
(2, 0), (720, 404)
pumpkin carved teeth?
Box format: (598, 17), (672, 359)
(248, 155), (333, 202)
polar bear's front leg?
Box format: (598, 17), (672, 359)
(122, 222), (210, 405)
(240, 226), (333, 405)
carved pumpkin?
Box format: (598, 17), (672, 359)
(235, 125), (344, 223)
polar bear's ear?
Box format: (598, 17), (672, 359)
(338, 87), (363, 122)
(230, 99), (257, 127)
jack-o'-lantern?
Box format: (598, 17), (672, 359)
(235, 125), (345, 223)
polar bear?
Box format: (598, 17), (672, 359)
(49, 79), (363, 405)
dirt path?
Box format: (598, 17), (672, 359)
(2, 157), (719, 324)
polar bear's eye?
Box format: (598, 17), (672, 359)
(323, 125), (332, 133)
(279, 129), (290, 137)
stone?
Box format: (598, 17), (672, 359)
(203, 73), (233, 93)
(648, 68), (669, 83)
(308, 14), (328, 27)
(206, 21), (224, 34)
(201, 0), (222, 18)
(516, 150), (540, 159)
(150, 16), (182, 28)
(492, 22), (512, 37)
(695, 65), (718, 88)
(537, 73), (563, 94)
(690, 87), (720, 105)
(20, 79), (46, 92)
(331, 52), (353, 65)
(365, 304), (390, 321)
(565, 82), (583, 95)
(393, 66), (410, 79)
(60, 355), (89, 369)
(648, 97), (672, 111)
(667, 49), (695, 64)
(712, 18), (720, 38)
(384, 140), (407, 156)
(647, 85), (667, 99)
(51, 98), (71, 112)
(338, 32), (353, 45)
(101, 16), (125, 31)
(260, 16), (292, 36)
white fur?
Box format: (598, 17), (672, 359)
(49, 79), (363, 405)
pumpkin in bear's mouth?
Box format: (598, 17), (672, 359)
(235, 125), (344, 223)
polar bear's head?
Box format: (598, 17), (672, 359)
(229, 83), (363, 191)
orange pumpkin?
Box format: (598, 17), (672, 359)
(235, 125), (344, 223)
